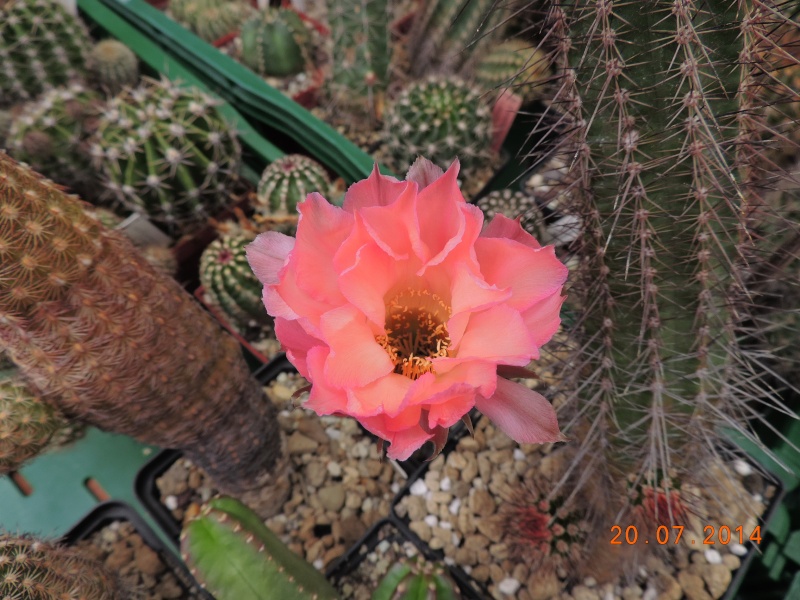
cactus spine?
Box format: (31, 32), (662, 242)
(474, 38), (551, 102)
(0, 534), (130, 599)
(0, 154), (289, 512)
(93, 78), (241, 237)
(239, 8), (311, 78)
(373, 558), (460, 600)
(255, 154), (331, 216)
(200, 232), (270, 329)
(383, 78), (494, 173)
(0, 0), (91, 107)
(87, 40), (139, 95)
(326, 0), (392, 122)
(181, 497), (340, 600)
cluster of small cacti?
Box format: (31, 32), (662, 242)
(326, 0), (392, 122)
(383, 77), (494, 173)
(87, 39), (140, 95)
(200, 232), (271, 329)
(170, 0), (255, 44)
(7, 83), (104, 199)
(0, 534), (131, 599)
(92, 77), (241, 236)
(0, 0), (92, 107)
(373, 557), (460, 600)
(255, 153), (331, 216)
(626, 471), (688, 528)
(474, 38), (551, 102)
(239, 8), (311, 78)
(181, 497), (340, 600)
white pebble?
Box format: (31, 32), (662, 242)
(754, 493), (763, 502)
(642, 587), (658, 600)
(731, 543), (748, 556)
(424, 515), (439, 528)
(391, 482), (401, 494)
(705, 549), (722, 564)
(444, 557), (455, 566)
(440, 521), (452, 530)
(463, 565), (472, 575)
(440, 476), (451, 491)
(164, 495), (178, 510)
(410, 480), (428, 496)
(584, 577), (597, 587)
(327, 462), (342, 477)
(449, 498), (461, 515)
(498, 578), (520, 595)
(377, 540), (390, 554)
(313, 559), (324, 570)
(325, 427), (341, 440)
(733, 459), (753, 477)
(513, 448), (525, 461)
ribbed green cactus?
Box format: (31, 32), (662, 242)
(8, 84), (104, 199)
(474, 38), (551, 102)
(326, 0), (392, 122)
(373, 558), (460, 600)
(200, 232), (270, 329)
(92, 78), (241, 237)
(476, 189), (546, 241)
(255, 154), (331, 216)
(0, 534), (130, 599)
(239, 8), (311, 77)
(0, 0), (91, 107)
(405, 0), (506, 77)
(0, 357), (68, 474)
(383, 77), (494, 173)
(181, 497), (340, 600)
(528, 0), (799, 571)
(170, 0), (255, 44)
(87, 40), (139, 95)
(0, 153), (289, 513)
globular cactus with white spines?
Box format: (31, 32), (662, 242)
(169, 0), (255, 44)
(520, 0), (800, 573)
(0, 534), (132, 599)
(474, 38), (551, 102)
(200, 232), (270, 329)
(181, 497), (340, 600)
(87, 40), (140, 95)
(476, 189), (547, 242)
(92, 78), (241, 237)
(383, 78), (494, 174)
(239, 8), (311, 78)
(8, 84), (104, 199)
(0, 0), (92, 107)
(255, 154), (331, 216)
(373, 557), (461, 600)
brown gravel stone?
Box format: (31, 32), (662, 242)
(470, 489), (496, 517)
(135, 545), (164, 577)
(702, 564), (732, 599)
(677, 571), (712, 600)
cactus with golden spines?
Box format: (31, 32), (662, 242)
(87, 39), (140, 95)
(0, 153), (288, 511)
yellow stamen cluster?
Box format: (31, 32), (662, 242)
(376, 288), (452, 380)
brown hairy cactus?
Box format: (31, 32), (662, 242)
(0, 153), (289, 513)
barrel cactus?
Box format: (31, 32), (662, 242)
(373, 557), (460, 600)
(0, 0), (91, 107)
(170, 0), (255, 44)
(475, 189), (547, 241)
(383, 78), (494, 173)
(200, 232), (270, 329)
(181, 497), (340, 600)
(255, 154), (331, 216)
(8, 84), (104, 199)
(474, 38), (551, 102)
(92, 78), (241, 237)
(239, 8), (311, 78)
(87, 39), (139, 95)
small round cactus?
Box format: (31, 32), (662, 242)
(200, 232), (269, 328)
(476, 189), (547, 240)
(383, 78), (494, 174)
(373, 557), (461, 600)
(0, 0), (92, 107)
(170, 0), (255, 44)
(87, 39), (140, 95)
(239, 8), (311, 78)
(255, 154), (330, 216)
(474, 38), (551, 102)
(92, 78), (242, 236)
(8, 84), (104, 199)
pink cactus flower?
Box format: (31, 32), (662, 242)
(246, 157), (569, 460)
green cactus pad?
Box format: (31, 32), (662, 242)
(255, 154), (331, 216)
(88, 39), (140, 95)
(239, 8), (311, 78)
(373, 558), (460, 600)
(181, 497), (340, 600)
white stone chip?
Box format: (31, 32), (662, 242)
(424, 515), (439, 528)
(733, 459), (753, 477)
(164, 495), (178, 510)
(513, 448), (526, 461)
(313, 559), (324, 570)
(440, 476), (452, 491)
(731, 543), (748, 556)
(410, 479), (428, 496)
(704, 549), (722, 564)
(449, 498), (461, 515)
(498, 578), (520, 595)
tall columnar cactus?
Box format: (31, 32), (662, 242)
(255, 154), (331, 216)
(239, 8), (311, 78)
(200, 232), (271, 329)
(0, 535), (131, 599)
(181, 497), (340, 600)
(406, 0), (506, 77)
(373, 557), (460, 600)
(531, 0), (799, 569)
(474, 38), (551, 102)
(0, 0), (92, 107)
(8, 84), (104, 199)
(0, 154), (289, 512)
(383, 78), (494, 173)
(87, 40), (140, 95)
(326, 0), (392, 122)
(92, 78), (241, 237)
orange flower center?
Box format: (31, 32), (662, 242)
(376, 288), (452, 380)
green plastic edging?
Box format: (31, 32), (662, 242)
(78, 0), (283, 179)
(83, 0), (384, 183)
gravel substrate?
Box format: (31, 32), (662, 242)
(73, 520), (203, 600)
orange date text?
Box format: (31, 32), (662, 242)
(610, 525), (761, 545)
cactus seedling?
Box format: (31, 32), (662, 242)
(239, 8), (311, 78)
(181, 497), (340, 600)
(373, 557), (461, 600)
(87, 39), (139, 95)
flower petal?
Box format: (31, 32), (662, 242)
(303, 346), (349, 415)
(406, 156), (446, 189)
(246, 231), (295, 285)
(274, 318), (323, 379)
(359, 183), (422, 261)
(449, 263), (511, 317)
(343, 163), (408, 212)
(475, 377), (565, 444)
(522, 293), (566, 348)
(425, 384), (476, 430)
(452, 304), (538, 364)
(345, 372), (413, 417)
(481, 213), (541, 250)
